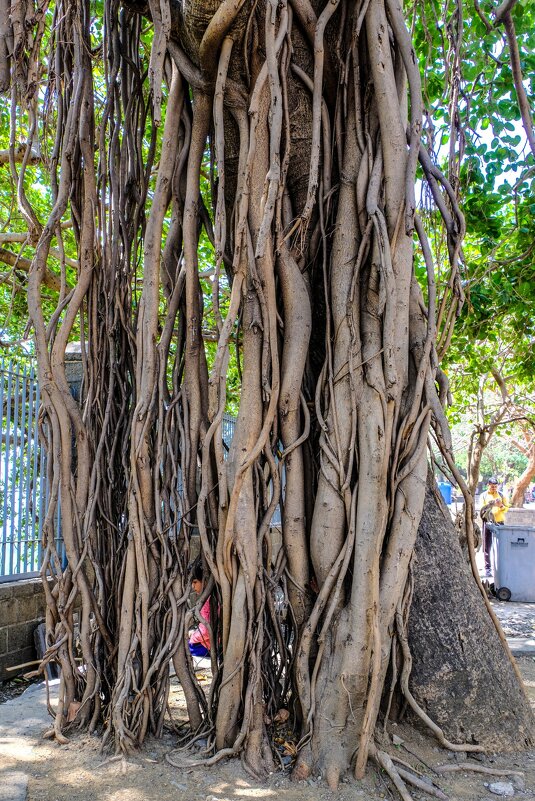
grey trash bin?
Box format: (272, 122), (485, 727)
(490, 524), (535, 602)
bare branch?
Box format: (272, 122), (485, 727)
(473, 0), (493, 32)
(0, 233), (78, 268)
(0, 246), (64, 291)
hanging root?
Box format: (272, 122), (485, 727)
(394, 767), (449, 800)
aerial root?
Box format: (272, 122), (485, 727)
(165, 751), (208, 769)
(291, 758), (311, 781)
(325, 762), (340, 790)
(95, 755), (139, 774)
(370, 744), (450, 801)
(165, 741), (240, 770)
(395, 766), (449, 800)
(401, 689), (484, 754)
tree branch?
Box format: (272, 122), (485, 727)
(499, 12), (535, 157)
(0, 146), (41, 166)
(0, 235), (77, 268)
(511, 438), (528, 455)
(0, 246), (64, 291)
(490, 367), (508, 404)
(493, 0), (518, 25)
(473, 0), (493, 33)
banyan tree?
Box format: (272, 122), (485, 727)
(1, 0), (532, 797)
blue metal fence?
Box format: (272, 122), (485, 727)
(222, 413), (236, 453)
(0, 359), (47, 582)
(0, 366), (279, 581)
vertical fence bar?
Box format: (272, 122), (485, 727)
(32, 369), (45, 566)
(32, 382), (39, 574)
(9, 364), (21, 576)
(16, 366), (28, 574)
(24, 364), (34, 571)
(2, 363), (13, 577)
(0, 361), (5, 575)
(39, 410), (48, 572)
(222, 413), (236, 456)
(0, 359), (48, 581)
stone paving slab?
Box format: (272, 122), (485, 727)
(0, 772), (28, 801)
(488, 599), (535, 654)
(507, 637), (535, 655)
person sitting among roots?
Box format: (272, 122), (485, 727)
(188, 563), (211, 658)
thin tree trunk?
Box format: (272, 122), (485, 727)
(511, 437), (535, 508)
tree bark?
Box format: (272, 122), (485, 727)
(408, 477), (533, 750)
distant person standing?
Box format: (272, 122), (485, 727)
(480, 477), (510, 576)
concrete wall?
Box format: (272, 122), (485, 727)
(506, 508), (535, 527)
(0, 578), (45, 682)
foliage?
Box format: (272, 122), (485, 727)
(428, 0), (535, 492)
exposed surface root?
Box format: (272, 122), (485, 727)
(436, 763), (524, 778)
(371, 745), (422, 801)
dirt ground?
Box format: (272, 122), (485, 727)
(2, 657), (535, 801)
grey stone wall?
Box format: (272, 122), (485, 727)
(0, 579), (46, 681)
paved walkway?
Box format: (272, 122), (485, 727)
(0, 679), (58, 800)
(478, 553), (535, 654)
(491, 600), (535, 654)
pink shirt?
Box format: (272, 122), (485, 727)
(189, 598), (211, 649)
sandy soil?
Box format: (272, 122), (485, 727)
(2, 659), (535, 801)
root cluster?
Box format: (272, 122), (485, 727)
(1, 0), (516, 798)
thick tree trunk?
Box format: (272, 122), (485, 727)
(13, 2), (534, 796)
(408, 477), (533, 749)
